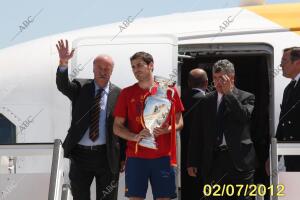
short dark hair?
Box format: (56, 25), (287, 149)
(284, 47), (300, 63)
(130, 52), (153, 64)
(212, 59), (235, 74)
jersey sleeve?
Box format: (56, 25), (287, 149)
(173, 87), (185, 113)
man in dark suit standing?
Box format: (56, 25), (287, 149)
(275, 47), (300, 171)
(180, 68), (207, 200)
(55, 40), (125, 200)
(188, 59), (256, 200)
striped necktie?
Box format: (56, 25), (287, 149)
(89, 88), (103, 142)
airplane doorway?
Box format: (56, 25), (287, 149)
(178, 43), (273, 186)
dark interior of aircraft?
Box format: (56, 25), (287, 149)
(0, 114), (16, 144)
(179, 53), (271, 185)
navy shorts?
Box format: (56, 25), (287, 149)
(125, 156), (177, 199)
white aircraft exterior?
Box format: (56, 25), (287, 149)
(0, 2), (300, 200)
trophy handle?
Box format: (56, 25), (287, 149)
(149, 85), (155, 94)
(167, 87), (175, 98)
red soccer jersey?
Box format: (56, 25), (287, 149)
(113, 83), (184, 159)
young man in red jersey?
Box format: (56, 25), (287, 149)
(113, 52), (184, 200)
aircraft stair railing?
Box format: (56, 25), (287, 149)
(0, 139), (71, 200)
(270, 138), (300, 200)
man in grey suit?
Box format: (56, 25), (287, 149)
(55, 40), (125, 200)
(188, 60), (256, 200)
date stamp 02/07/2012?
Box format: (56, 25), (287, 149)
(203, 184), (285, 197)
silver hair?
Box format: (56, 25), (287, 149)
(212, 59), (235, 74)
(93, 54), (114, 67)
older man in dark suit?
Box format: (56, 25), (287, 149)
(188, 59), (256, 200)
(55, 40), (125, 200)
(180, 68), (207, 200)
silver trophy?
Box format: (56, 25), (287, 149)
(139, 76), (175, 149)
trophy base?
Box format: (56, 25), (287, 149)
(139, 138), (157, 150)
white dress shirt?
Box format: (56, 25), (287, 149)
(192, 88), (206, 95)
(293, 72), (300, 87)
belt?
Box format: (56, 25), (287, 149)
(214, 145), (229, 152)
(76, 144), (106, 151)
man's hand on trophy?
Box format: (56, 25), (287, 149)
(56, 39), (75, 66)
(153, 122), (171, 137)
(133, 129), (151, 142)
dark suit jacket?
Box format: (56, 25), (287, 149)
(276, 81), (300, 141)
(181, 88), (205, 169)
(188, 88), (256, 182)
(56, 68), (125, 174)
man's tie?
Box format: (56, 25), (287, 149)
(289, 80), (297, 89)
(286, 80), (297, 103)
(89, 88), (103, 142)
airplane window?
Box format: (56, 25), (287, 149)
(0, 114), (16, 144)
